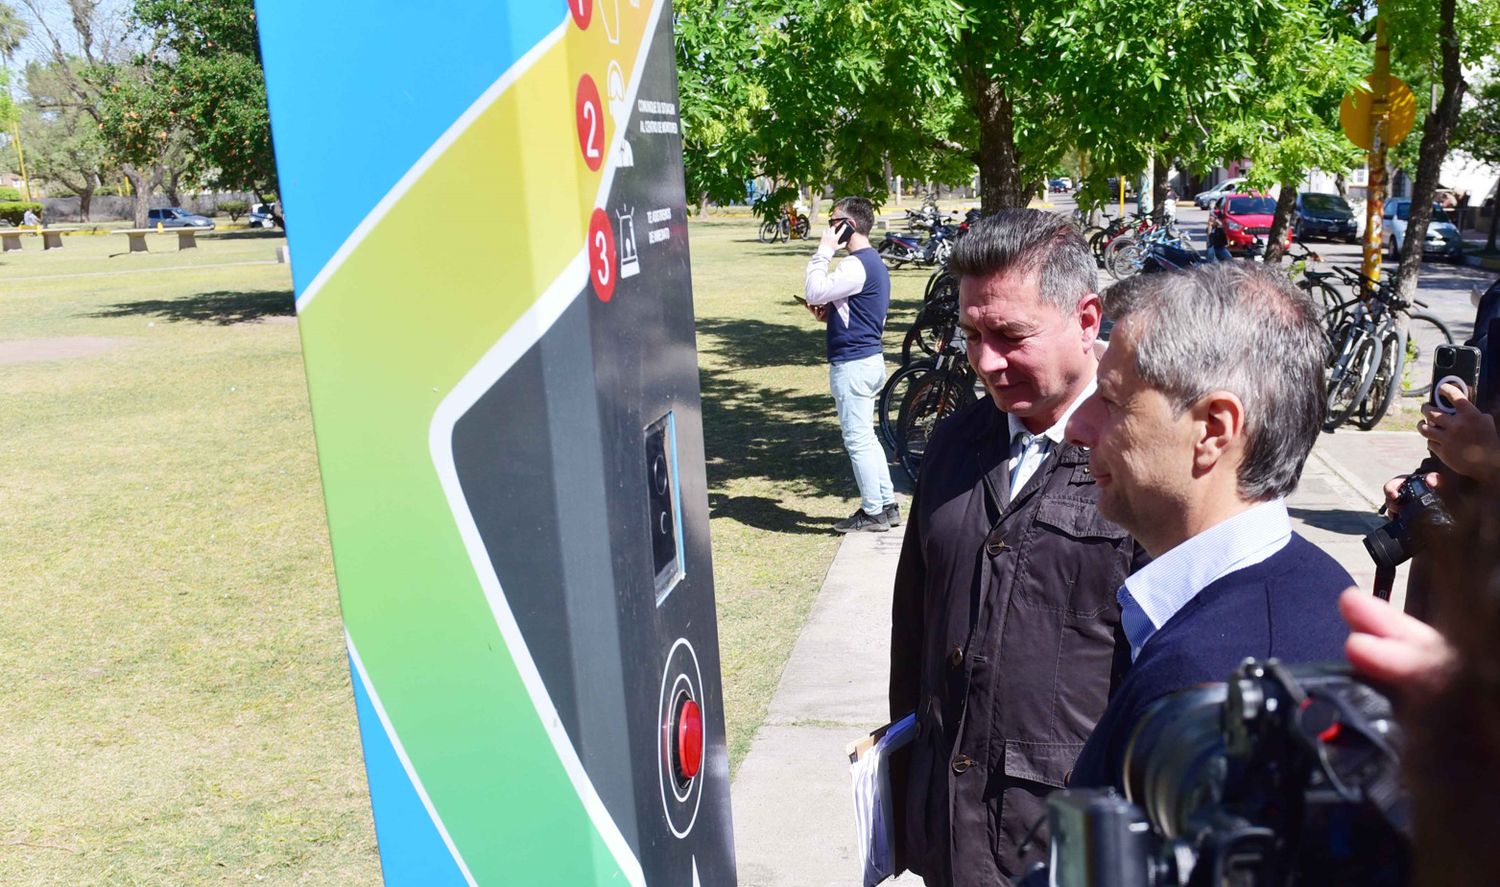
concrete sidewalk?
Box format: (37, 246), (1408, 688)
(730, 429), (1429, 886)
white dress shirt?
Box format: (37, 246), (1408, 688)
(1005, 379), (1096, 500)
(1117, 498), (1293, 660)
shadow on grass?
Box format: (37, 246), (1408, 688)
(89, 289), (295, 325)
(1288, 507), (1383, 536)
(697, 316), (859, 533)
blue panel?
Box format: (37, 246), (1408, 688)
(349, 657), (469, 886)
(255, 1), (567, 295)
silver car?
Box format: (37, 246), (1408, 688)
(1382, 199), (1463, 262)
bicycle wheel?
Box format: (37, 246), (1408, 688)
(1398, 312), (1456, 397)
(1105, 237), (1141, 280)
(793, 214), (810, 239)
(924, 270), (958, 304)
(1355, 327), (1403, 430)
(896, 370), (977, 482)
(757, 220), (778, 244)
(878, 359), (935, 449)
(901, 306), (960, 365)
(1325, 332), (1381, 431)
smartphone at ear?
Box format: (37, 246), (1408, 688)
(835, 221), (854, 246)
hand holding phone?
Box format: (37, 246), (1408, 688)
(1429, 344), (1481, 414)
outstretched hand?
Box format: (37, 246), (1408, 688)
(1340, 587), (1453, 697)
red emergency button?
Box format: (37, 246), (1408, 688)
(675, 697), (704, 781)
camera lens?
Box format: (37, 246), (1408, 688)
(1123, 685), (1228, 838)
(1362, 523), (1410, 571)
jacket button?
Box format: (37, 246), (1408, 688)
(986, 538), (1009, 556)
(951, 755), (974, 774)
(949, 645), (963, 667)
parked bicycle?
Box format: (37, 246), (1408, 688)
(758, 204), (810, 244)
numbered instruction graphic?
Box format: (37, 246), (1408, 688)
(255, 0), (734, 883)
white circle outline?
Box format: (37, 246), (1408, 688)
(657, 637), (705, 839)
(1434, 374), (1468, 414)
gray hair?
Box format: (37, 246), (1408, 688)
(1104, 263), (1326, 501)
(948, 209), (1098, 313)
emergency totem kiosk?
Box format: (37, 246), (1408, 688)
(255, 1), (736, 882)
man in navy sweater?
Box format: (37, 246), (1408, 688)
(804, 196), (898, 532)
(1064, 262), (1353, 789)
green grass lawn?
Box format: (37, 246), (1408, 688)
(0, 219), (932, 882)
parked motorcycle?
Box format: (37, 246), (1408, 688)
(879, 223), (958, 269)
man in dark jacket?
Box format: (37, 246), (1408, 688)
(890, 210), (1145, 885)
(1065, 263), (1353, 789)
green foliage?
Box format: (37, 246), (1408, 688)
(22, 59), (113, 202)
(0, 186), (19, 201)
(0, 201), (42, 225)
(126, 0), (277, 193)
(218, 198), (248, 221)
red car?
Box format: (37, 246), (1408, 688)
(1212, 193), (1291, 254)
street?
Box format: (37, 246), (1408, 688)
(1046, 191), (1494, 344)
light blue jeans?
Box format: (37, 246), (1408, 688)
(830, 353), (895, 515)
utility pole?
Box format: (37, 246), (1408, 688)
(1362, 12), (1390, 291)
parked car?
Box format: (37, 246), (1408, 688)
(147, 207), (215, 230)
(1212, 193), (1290, 254)
(1194, 177), (1247, 209)
(1382, 199), (1463, 262)
(1293, 192), (1358, 243)
(248, 202), (281, 229)
(1047, 178), (1073, 193)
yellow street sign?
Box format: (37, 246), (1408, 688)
(1341, 74), (1417, 150)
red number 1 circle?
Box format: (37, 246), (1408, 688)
(576, 75), (604, 172)
(588, 208), (617, 302)
(569, 0), (592, 29)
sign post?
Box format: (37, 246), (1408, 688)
(255, 2), (736, 883)
(1339, 8), (1414, 292)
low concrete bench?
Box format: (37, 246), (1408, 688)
(117, 227), (202, 253)
(0, 227), (77, 251)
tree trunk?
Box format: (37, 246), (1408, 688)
(123, 164), (159, 228)
(164, 168), (183, 207)
(1487, 175), (1499, 253)
(1394, 0), (1465, 303)
(1334, 173), (1348, 201)
(1151, 155), (1169, 220)
(1264, 179), (1300, 262)
(972, 77), (1025, 211)
(78, 180), (95, 222)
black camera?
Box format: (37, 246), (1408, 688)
(1018, 660), (1408, 887)
(1363, 473), (1452, 572)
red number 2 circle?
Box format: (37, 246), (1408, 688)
(588, 208), (617, 302)
(576, 75), (605, 172)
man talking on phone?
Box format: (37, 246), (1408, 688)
(804, 196), (898, 532)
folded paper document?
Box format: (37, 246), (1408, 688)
(848, 714), (916, 887)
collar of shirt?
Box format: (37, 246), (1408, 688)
(1117, 498), (1293, 660)
(1006, 378), (1097, 451)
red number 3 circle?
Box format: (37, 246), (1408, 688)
(588, 208), (617, 302)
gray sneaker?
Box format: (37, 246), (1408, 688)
(883, 502), (901, 527)
(833, 507), (890, 533)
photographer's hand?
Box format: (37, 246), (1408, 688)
(1419, 384), (1500, 485)
(1382, 472), (1440, 513)
(1340, 588), (1453, 697)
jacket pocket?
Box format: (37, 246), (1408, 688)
(1032, 499), (1127, 542)
(1001, 739), (1085, 789)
